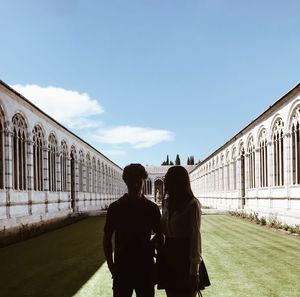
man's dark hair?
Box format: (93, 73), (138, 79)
(122, 163), (148, 183)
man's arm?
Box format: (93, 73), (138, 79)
(103, 232), (115, 277)
(151, 205), (164, 249)
(103, 206), (116, 277)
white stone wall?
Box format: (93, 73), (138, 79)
(190, 84), (300, 225)
(0, 83), (126, 231)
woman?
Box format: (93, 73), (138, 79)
(157, 166), (204, 297)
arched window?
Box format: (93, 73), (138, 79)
(226, 152), (230, 191)
(291, 107), (300, 184)
(97, 160), (101, 193)
(48, 133), (57, 192)
(221, 156), (224, 191)
(102, 163), (105, 194)
(12, 114), (27, 190)
(247, 137), (255, 189)
(92, 157), (96, 193)
(86, 154), (91, 193)
(78, 150), (84, 192)
(33, 125), (44, 191)
(105, 165), (108, 194)
(272, 119), (284, 186)
(259, 129), (268, 187)
(60, 140), (68, 192)
(232, 148), (237, 190)
(0, 111), (4, 189)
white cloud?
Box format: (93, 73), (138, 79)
(95, 126), (174, 148)
(11, 84), (104, 129)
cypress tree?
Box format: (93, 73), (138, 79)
(187, 157), (190, 165)
(190, 156), (195, 165)
(166, 155), (169, 165)
(175, 154), (181, 165)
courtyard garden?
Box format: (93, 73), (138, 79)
(0, 215), (299, 297)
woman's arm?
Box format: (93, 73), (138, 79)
(189, 199), (202, 275)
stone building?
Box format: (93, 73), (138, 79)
(0, 81), (126, 232)
(144, 165), (196, 201)
(190, 83), (300, 225)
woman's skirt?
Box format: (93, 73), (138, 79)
(157, 237), (191, 291)
(156, 237), (210, 292)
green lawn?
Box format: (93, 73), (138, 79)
(0, 215), (299, 297)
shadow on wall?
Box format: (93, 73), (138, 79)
(0, 216), (107, 297)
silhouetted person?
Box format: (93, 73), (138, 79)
(103, 163), (163, 297)
(157, 166), (208, 297)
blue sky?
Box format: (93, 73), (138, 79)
(0, 0), (300, 167)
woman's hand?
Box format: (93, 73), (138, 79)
(189, 274), (200, 291)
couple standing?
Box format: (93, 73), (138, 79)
(103, 164), (209, 297)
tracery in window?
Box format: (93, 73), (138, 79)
(33, 125), (44, 191)
(291, 107), (300, 184)
(247, 136), (255, 189)
(86, 154), (91, 193)
(12, 114), (27, 190)
(232, 147), (237, 190)
(0, 111), (4, 189)
(48, 133), (57, 191)
(272, 118), (284, 186)
(97, 160), (101, 193)
(226, 152), (230, 191)
(258, 129), (268, 187)
(78, 150), (84, 192)
(92, 157), (96, 193)
(60, 140), (68, 192)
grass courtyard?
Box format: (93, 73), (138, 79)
(0, 215), (299, 297)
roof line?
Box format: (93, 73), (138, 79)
(0, 80), (123, 171)
(190, 81), (300, 174)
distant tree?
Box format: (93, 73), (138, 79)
(175, 154), (181, 165)
(190, 156), (195, 165)
(187, 157), (190, 165)
(170, 161), (174, 165)
(166, 155), (169, 165)
(161, 161), (166, 166)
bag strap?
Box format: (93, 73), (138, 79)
(198, 291), (203, 297)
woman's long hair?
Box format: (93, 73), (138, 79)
(163, 166), (196, 214)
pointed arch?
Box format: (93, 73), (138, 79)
(12, 113), (27, 190)
(32, 124), (45, 191)
(48, 133), (58, 191)
(0, 106), (5, 189)
(78, 150), (84, 192)
(60, 140), (68, 192)
(86, 153), (91, 193)
(247, 135), (255, 189)
(289, 105), (300, 184)
(272, 117), (284, 186)
(258, 128), (268, 187)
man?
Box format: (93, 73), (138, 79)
(103, 163), (163, 297)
